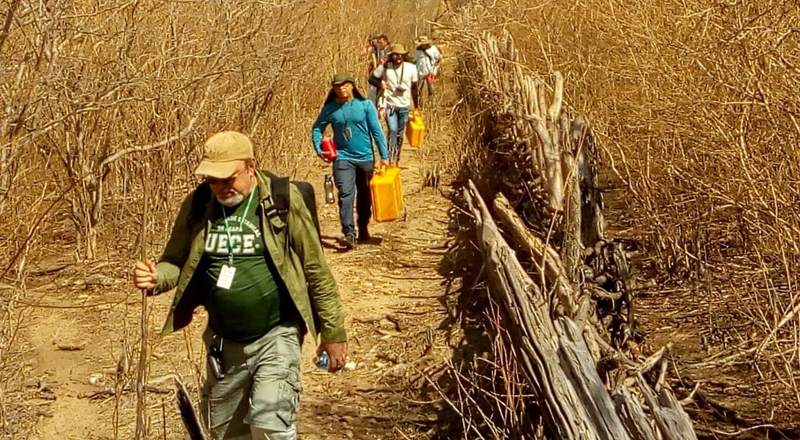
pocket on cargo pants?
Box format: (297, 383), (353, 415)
(201, 327), (253, 439)
(246, 323), (303, 432)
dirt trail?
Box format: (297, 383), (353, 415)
(297, 141), (453, 440)
(19, 117), (453, 439)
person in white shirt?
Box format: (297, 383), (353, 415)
(369, 43), (419, 165)
(414, 35), (442, 108)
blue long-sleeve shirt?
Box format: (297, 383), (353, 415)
(311, 98), (389, 162)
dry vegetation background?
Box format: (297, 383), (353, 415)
(2, 0), (799, 437)
(0, 0), (438, 436)
(435, 0), (800, 437)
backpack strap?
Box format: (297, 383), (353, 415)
(263, 172), (292, 253)
(188, 181), (211, 227)
(265, 172), (291, 225)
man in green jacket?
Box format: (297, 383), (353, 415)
(133, 131), (347, 440)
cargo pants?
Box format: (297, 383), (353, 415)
(201, 321), (303, 440)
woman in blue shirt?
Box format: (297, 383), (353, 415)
(311, 72), (389, 249)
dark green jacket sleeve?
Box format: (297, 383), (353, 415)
(153, 192), (195, 295)
(287, 185), (346, 343)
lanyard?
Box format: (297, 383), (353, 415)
(220, 188), (255, 265)
(393, 62), (405, 90)
(341, 100), (355, 141)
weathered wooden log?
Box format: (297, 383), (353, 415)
(637, 374), (698, 440)
(572, 115), (605, 246)
(614, 387), (659, 440)
(556, 318), (634, 437)
(493, 192), (576, 317)
(465, 180), (631, 440)
(562, 150), (583, 283)
(465, 180), (697, 440)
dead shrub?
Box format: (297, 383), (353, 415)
(438, 0), (800, 431)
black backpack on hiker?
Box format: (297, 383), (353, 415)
(263, 171), (322, 243)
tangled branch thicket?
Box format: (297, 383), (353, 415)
(435, 0), (800, 436)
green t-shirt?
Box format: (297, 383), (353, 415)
(192, 187), (292, 341)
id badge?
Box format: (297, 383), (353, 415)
(217, 264), (236, 289)
(344, 126), (352, 139)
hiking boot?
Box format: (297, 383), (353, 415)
(339, 234), (357, 250)
(358, 228), (370, 243)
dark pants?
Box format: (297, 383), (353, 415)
(333, 160), (374, 237)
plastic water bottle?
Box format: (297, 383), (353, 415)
(324, 175), (335, 205)
(315, 352), (329, 370)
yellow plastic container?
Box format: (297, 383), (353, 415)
(406, 111), (425, 148)
(370, 166), (404, 222)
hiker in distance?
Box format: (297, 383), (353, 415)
(369, 43), (419, 165)
(364, 33), (390, 113)
(413, 35), (442, 108)
(311, 73), (389, 249)
(133, 131), (347, 440)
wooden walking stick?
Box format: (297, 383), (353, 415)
(134, 172), (149, 439)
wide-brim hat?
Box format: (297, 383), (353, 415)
(388, 43), (409, 55)
(415, 35), (432, 46)
(194, 131), (253, 178)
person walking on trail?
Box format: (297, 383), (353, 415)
(414, 35), (441, 108)
(364, 33), (381, 107)
(363, 33), (386, 75)
(311, 73), (389, 249)
(377, 34), (390, 61)
(365, 33), (390, 111)
(369, 43), (419, 165)
(132, 130), (347, 440)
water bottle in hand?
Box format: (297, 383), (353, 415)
(315, 352), (329, 370)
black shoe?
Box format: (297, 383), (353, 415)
(339, 234), (357, 250)
(358, 228), (370, 243)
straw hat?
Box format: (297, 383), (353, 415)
(414, 35), (432, 46)
(388, 43), (409, 55)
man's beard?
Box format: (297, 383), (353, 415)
(217, 192), (244, 207)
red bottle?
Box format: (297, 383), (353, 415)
(321, 136), (337, 161)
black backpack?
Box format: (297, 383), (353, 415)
(263, 171), (322, 243)
(189, 172), (322, 244)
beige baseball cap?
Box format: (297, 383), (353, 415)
(194, 131), (254, 178)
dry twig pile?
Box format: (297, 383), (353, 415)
(433, 13), (698, 439)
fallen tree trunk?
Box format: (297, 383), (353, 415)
(493, 192), (576, 317)
(465, 180), (631, 439)
(464, 180), (697, 440)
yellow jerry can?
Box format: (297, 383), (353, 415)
(370, 166), (404, 222)
(406, 110), (425, 148)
